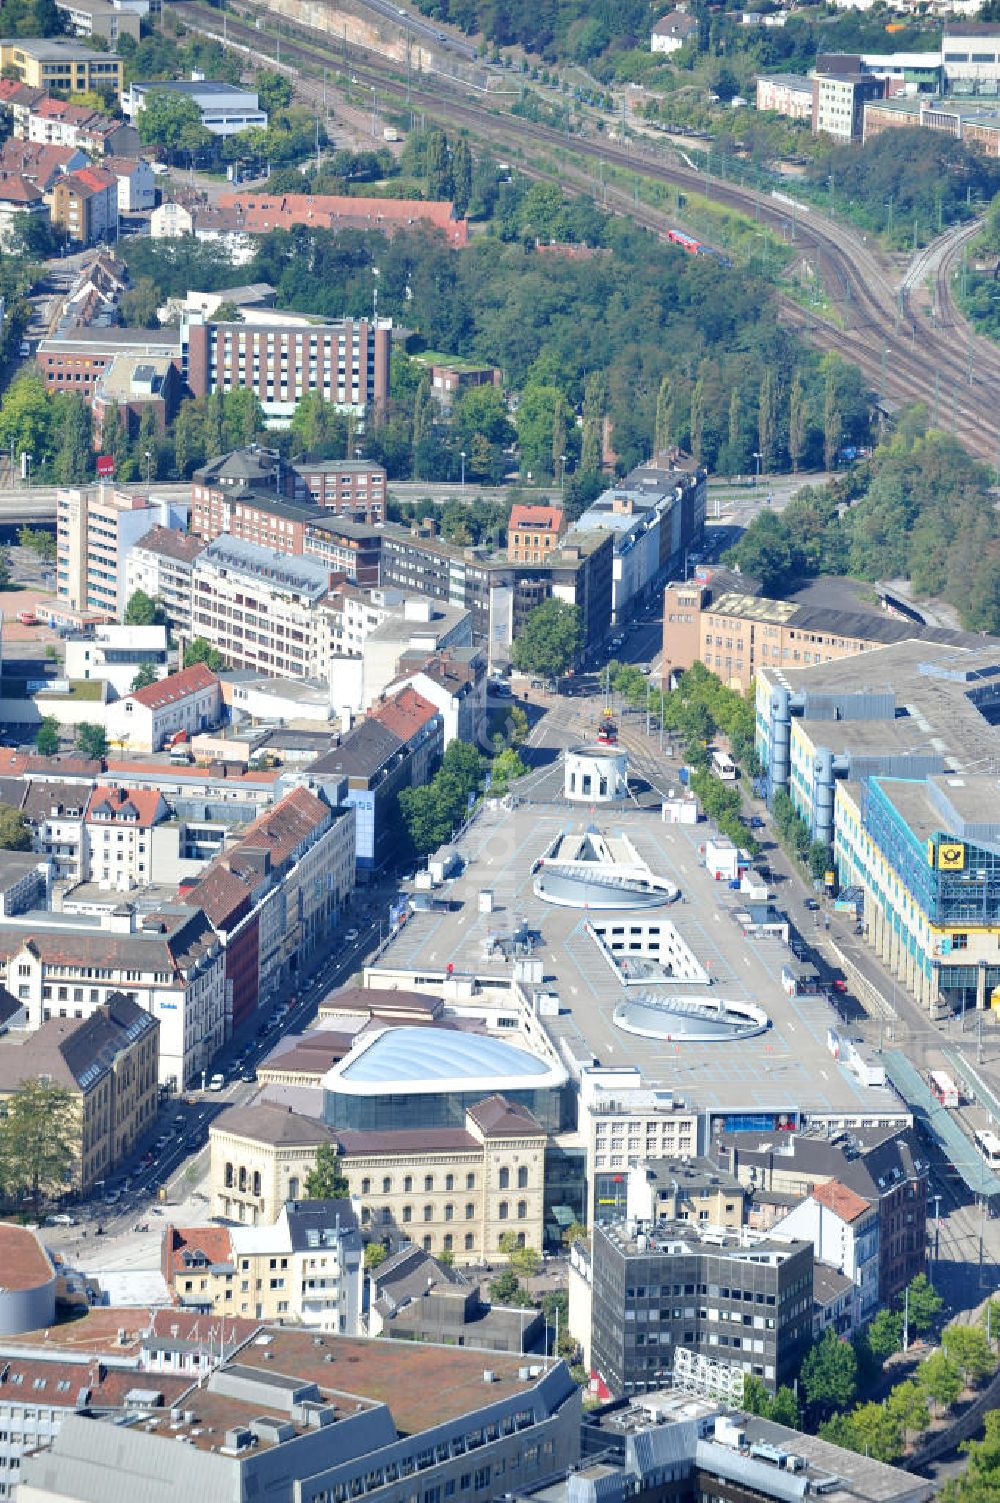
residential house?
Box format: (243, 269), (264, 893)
(0, 137), (87, 197)
(507, 503), (566, 564)
(161, 1224), (236, 1311)
(103, 154), (154, 212)
(216, 1200), (363, 1330)
(0, 905), (225, 1089)
(369, 686), (443, 789)
(625, 1154), (749, 1229)
(304, 720), (408, 878)
(83, 784), (170, 890)
(718, 1126), (928, 1308)
(179, 787), (355, 1034)
(20, 780), (89, 884)
(104, 663), (223, 755)
(386, 650), (487, 750)
(123, 525), (204, 636)
(650, 10), (699, 52)
(56, 484), (188, 620)
(0, 993), (158, 1191)
(190, 538), (334, 682)
(772, 1179), (879, 1328)
(0, 174), (46, 249)
(51, 164), (118, 244)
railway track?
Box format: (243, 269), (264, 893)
(176, 0), (1000, 460)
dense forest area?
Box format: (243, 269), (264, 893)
(723, 417), (1000, 633)
(65, 159), (868, 492)
(804, 130), (1000, 247)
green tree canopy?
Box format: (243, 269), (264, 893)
(34, 716), (60, 758)
(0, 804), (31, 850)
(75, 723), (108, 761)
(512, 599), (582, 680)
(942, 1323), (994, 1385)
(184, 637), (225, 672)
(906, 1272), (944, 1335)
(124, 589), (166, 627)
(915, 1348), (962, 1415)
(304, 1142), (349, 1200)
(801, 1327), (858, 1421)
(0, 1078), (78, 1210)
(137, 90), (213, 160)
(131, 661), (159, 693)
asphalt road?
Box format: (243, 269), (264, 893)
(356, 0), (478, 61)
(40, 882), (402, 1264)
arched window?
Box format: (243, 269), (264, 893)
(498, 1200), (509, 1221)
(424, 1174), (434, 1192)
(382, 1176), (391, 1194)
(225, 1162), (234, 1188)
(517, 1200), (527, 1220)
(361, 1177), (371, 1195)
(403, 1205), (412, 1223)
(443, 1233), (453, 1251)
(238, 1166), (247, 1192)
(499, 1167), (510, 1190)
(252, 1171), (261, 1197)
(445, 1173), (454, 1191)
(517, 1165), (528, 1189)
(288, 1176), (299, 1200)
(404, 1175), (413, 1192)
(423, 1204), (433, 1222)
(444, 1203), (454, 1222)
(465, 1233), (474, 1251)
(465, 1202), (475, 1219)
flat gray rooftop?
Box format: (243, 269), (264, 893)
(370, 803), (908, 1124)
(774, 639), (1000, 773)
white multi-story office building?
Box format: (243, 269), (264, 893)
(190, 537), (332, 682)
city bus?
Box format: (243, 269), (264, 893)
(975, 1129), (1000, 1168)
(929, 1069), (960, 1109)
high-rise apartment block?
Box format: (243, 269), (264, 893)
(57, 486), (189, 620)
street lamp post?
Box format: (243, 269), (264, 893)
(23, 453), (32, 490)
(144, 448), (152, 487)
(460, 450), (466, 492)
(560, 452), (567, 496)
(752, 451), (761, 489)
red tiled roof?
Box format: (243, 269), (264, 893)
(85, 784), (165, 828)
(813, 1179), (871, 1223)
(128, 662), (219, 710)
(163, 1225), (234, 1280)
(0, 174), (43, 205)
(105, 758), (279, 785)
(0, 139), (78, 188)
(370, 686), (439, 743)
(66, 165), (118, 196)
(182, 787), (332, 926)
(216, 191), (468, 246)
(509, 503), (564, 533)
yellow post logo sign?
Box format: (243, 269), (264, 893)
(937, 842), (966, 872)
